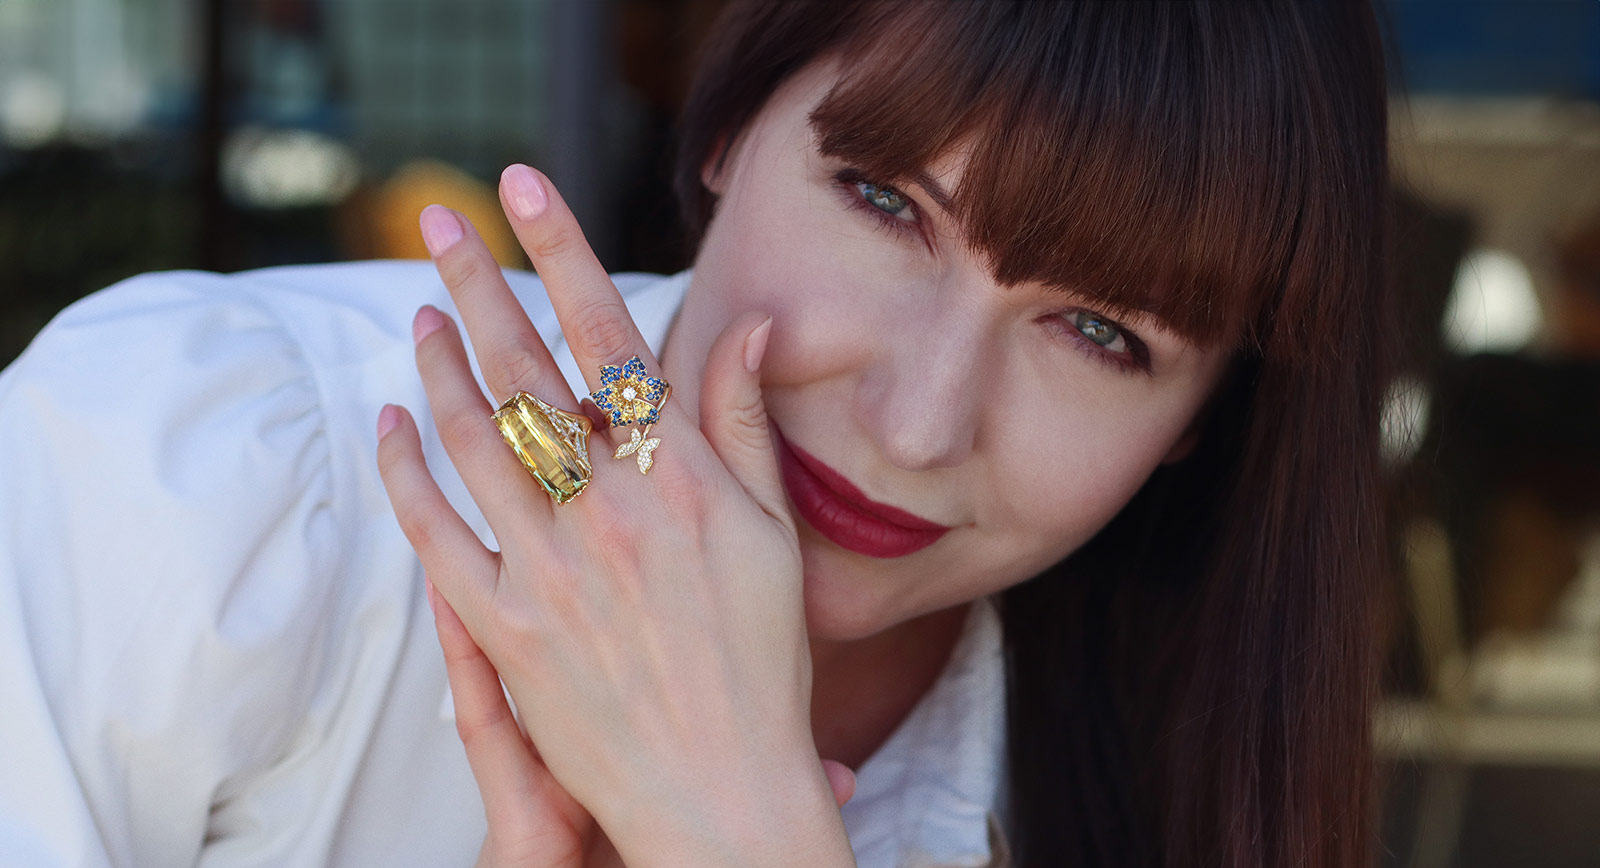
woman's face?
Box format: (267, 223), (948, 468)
(662, 62), (1232, 641)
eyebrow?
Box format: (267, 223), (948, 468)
(909, 171), (955, 213)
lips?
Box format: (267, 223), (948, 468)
(773, 425), (951, 558)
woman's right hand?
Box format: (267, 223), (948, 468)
(427, 579), (857, 868)
(428, 578), (598, 867)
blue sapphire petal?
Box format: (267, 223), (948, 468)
(623, 357), (648, 379)
(600, 365), (622, 385)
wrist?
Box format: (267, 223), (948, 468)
(608, 749), (855, 868)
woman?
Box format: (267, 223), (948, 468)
(0, 2), (1391, 867)
(381, 1), (1395, 866)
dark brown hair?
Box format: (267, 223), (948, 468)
(676, 3), (1393, 866)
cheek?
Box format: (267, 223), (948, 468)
(695, 220), (901, 382)
(990, 387), (1195, 552)
(698, 144), (917, 316)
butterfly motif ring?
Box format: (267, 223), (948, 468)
(588, 355), (672, 474)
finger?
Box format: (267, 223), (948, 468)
(412, 305), (554, 573)
(821, 759), (856, 807)
(419, 204), (581, 413)
(698, 311), (791, 529)
(375, 403), (498, 583)
(431, 582), (592, 845)
(497, 165), (683, 426)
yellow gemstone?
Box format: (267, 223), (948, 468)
(492, 393), (593, 504)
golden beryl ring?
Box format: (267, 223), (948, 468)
(588, 355), (671, 474)
(492, 392), (594, 504)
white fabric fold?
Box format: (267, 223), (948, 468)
(0, 262), (1007, 867)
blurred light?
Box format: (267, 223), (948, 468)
(0, 71), (66, 148)
(1381, 375), (1431, 466)
(1441, 248), (1544, 354)
(221, 126), (360, 209)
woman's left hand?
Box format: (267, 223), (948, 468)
(376, 165), (855, 868)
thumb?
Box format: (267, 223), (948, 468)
(699, 311), (788, 525)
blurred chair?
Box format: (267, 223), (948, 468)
(1383, 207), (1600, 868)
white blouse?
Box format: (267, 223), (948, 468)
(0, 261), (1007, 868)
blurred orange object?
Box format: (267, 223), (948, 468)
(348, 159), (527, 268)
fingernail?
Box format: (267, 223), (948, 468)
(377, 404), (401, 440)
(744, 316), (773, 373)
(419, 205), (463, 255)
(425, 578), (438, 615)
(413, 305), (446, 344)
(502, 164), (548, 221)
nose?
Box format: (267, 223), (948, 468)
(855, 298), (992, 472)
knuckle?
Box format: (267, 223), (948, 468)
(729, 401), (768, 440)
(527, 224), (578, 261)
(484, 340), (544, 393)
(650, 464), (711, 519)
(440, 250), (492, 290)
(490, 585), (548, 644)
(581, 492), (634, 544)
(396, 508), (441, 553)
(581, 497), (645, 568)
(439, 638), (481, 670)
(568, 304), (634, 362)
(454, 706), (510, 748)
(505, 556), (587, 632)
(439, 407), (494, 455)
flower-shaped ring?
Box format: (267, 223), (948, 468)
(588, 355), (671, 474)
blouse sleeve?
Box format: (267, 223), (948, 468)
(0, 272), (342, 867)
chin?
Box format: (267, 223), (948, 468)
(797, 553), (901, 642)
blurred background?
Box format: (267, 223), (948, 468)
(0, 0), (721, 364)
(1, 1), (1598, 864)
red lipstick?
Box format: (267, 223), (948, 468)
(773, 425), (951, 558)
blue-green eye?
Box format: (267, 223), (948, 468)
(856, 181), (909, 217)
(1066, 311), (1128, 353)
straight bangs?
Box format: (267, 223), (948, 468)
(806, 0), (1312, 351)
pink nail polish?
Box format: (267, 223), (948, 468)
(502, 164), (549, 221)
(419, 206), (463, 255)
(413, 306), (446, 344)
(377, 404), (401, 440)
(744, 316), (773, 373)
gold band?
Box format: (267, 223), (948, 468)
(492, 392), (594, 504)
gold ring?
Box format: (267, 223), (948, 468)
(492, 392), (594, 504)
(589, 355), (671, 474)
